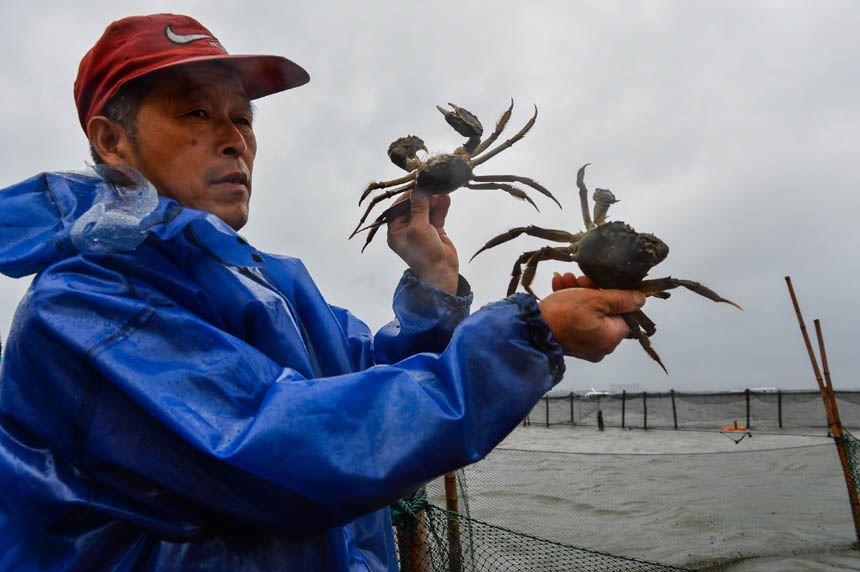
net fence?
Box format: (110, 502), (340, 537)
(524, 389), (860, 431)
(392, 425), (860, 571)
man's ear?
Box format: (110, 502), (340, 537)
(87, 116), (136, 166)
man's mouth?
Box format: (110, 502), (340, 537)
(212, 171), (249, 189)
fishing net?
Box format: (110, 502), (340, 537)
(392, 427), (859, 571)
(526, 389), (860, 431)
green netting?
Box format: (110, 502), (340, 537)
(391, 427), (860, 571)
(396, 504), (696, 571)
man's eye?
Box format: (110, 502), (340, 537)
(188, 110), (209, 119)
(235, 116), (252, 127)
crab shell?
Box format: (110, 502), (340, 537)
(415, 154), (473, 194)
(577, 221), (669, 289)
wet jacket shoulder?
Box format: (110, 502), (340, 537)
(0, 170), (565, 571)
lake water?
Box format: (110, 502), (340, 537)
(435, 425), (860, 571)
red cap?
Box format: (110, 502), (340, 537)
(74, 14), (310, 132)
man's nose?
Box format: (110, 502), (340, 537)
(215, 117), (248, 157)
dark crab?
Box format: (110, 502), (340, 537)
(470, 163), (742, 373)
(349, 100), (561, 250)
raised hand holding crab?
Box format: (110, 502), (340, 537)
(349, 100), (561, 251)
(470, 164), (742, 373)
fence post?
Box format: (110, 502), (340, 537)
(643, 391), (648, 431)
(671, 389), (678, 430)
(778, 390), (783, 429)
(545, 396), (549, 428)
(621, 390), (626, 429)
(570, 391), (574, 425)
(444, 473), (462, 572)
(745, 388), (751, 429)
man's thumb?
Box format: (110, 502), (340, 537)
(409, 189), (430, 219)
(603, 289), (646, 314)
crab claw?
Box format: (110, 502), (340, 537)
(437, 103), (483, 139)
(592, 188), (618, 225)
(387, 135), (427, 171)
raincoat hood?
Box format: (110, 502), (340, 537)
(0, 169), (239, 278)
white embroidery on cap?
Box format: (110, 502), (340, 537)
(165, 24), (217, 45)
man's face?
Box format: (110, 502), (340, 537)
(123, 62), (257, 230)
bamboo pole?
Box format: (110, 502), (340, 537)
(785, 276), (860, 547)
(784, 277), (836, 423)
(815, 319), (843, 432)
(813, 319), (860, 541)
(396, 490), (431, 572)
(444, 472), (462, 572)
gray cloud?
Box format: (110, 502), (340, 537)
(2, 0), (858, 393)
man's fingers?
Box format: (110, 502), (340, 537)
(386, 191), (413, 228)
(577, 275), (599, 289)
(428, 194), (451, 228)
(601, 289), (646, 315)
(561, 272), (579, 289)
(409, 189), (431, 222)
(552, 272), (594, 292)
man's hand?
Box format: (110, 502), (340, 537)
(539, 275), (646, 362)
(386, 190), (460, 294)
(551, 271), (598, 291)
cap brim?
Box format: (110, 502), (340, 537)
(222, 55), (310, 99)
(136, 53), (310, 101)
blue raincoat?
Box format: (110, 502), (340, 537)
(0, 171), (565, 571)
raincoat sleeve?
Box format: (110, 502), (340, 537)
(7, 257), (564, 537)
(330, 269), (474, 368)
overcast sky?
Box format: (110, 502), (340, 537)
(1, 0), (858, 393)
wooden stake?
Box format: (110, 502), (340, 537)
(815, 319), (843, 434)
(784, 277), (835, 423)
(785, 276), (860, 547)
(396, 502), (431, 572)
(444, 472), (463, 572)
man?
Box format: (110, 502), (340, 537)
(0, 14), (644, 571)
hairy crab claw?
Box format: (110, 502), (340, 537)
(470, 163), (741, 373)
(349, 99), (561, 252)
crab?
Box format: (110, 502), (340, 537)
(349, 100), (561, 250)
(470, 163), (742, 373)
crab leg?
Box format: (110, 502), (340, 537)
(471, 175), (562, 209)
(351, 182), (416, 238)
(470, 226), (580, 262)
(508, 246), (574, 296)
(576, 164), (595, 230)
(469, 105), (538, 168)
(623, 314), (668, 374)
(359, 173), (415, 205)
(629, 309), (657, 337)
(639, 277), (743, 310)
(464, 182), (539, 212)
(471, 99), (514, 158)
(354, 198), (415, 251)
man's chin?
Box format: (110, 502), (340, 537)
(214, 206), (249, 231)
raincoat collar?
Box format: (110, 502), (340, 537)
(0, 170), (264, 278)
